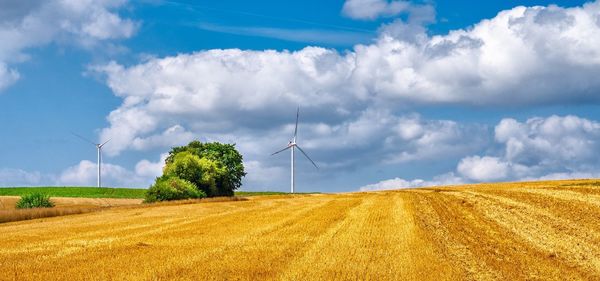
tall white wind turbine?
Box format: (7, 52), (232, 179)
(72, 133), (111, 188)
(271, 107), (318, 193)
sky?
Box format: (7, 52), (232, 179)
(1, 0), (600, 192)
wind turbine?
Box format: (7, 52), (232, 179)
(72, 133), (111, 188)
(271, 107), (318, 193)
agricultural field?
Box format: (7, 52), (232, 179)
(0, 196), (142, 224)
(0, 187), (290, 199)
(1, 179), (600, 280)
(0, 187), (145, 223)
(0, 187), (147, 199)
(0, 187), (298, 223)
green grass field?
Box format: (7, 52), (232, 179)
(234, 191), (289, 196)
(0, 187), (294, 199)
(0, 187), (147, 199)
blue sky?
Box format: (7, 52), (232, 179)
(1, 0), (600, 192)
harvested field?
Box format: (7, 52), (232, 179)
(0, 196), (142, 223)
(0, 196), (142, 210)
(1, 179), (600, 280)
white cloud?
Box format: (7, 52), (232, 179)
(95, 89), (485, 178)
(342, 0), (408, 20)
(298, 110), (485, 166)
(359, 173), (463, 191)
(58, 160), (138, 187)
(94, 2), (600, 157)
(496, 115), (600, 167)
(342, 0), (434, 22)
(135, 153), (168, 178)
(132, 125), (195, 151)
(58, 154), (165, 188)
(533, 171), (600, 181)
(0, 63), (19, 91)
(0, 168), (48, 187)
(78, 2), (137, 40)
(94, 46), (358, 156)
(458, 115), (600, 182)
(457, 156), (509, 181)
(386, 115), (485, 163)
(349, 2), (600, 105)
(83, 2), (600, 189)
(362, 114), (600, 190)
(0, 153), (165, 188)
(0, 0), (137, 92)
(242, 160), (287, 190)
(266, 109), (483, 172)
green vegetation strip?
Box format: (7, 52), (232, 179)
(234, 191), (289, 196)
(0, 187), (308, 199)
(0, 187), (146, 199)
(234, 191), (319, 196)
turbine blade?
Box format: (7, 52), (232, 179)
(71, 132), (96, 145)
(271, 146), (291, 156)
(99, 138), (111, 147)
(294, 107), (299, 139)
(295, 145), (318, 169)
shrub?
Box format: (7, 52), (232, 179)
(144, 175), (206, 203)
(16, 193), (54, 209)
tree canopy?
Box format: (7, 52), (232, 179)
(145, 140), (246, 202)
(165, 141), (246, 197)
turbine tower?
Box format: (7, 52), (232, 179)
(271, 107), (318, 193)
(72, 133), (111, 188)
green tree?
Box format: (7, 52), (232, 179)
(163, 152), (204, 190)
(165, 141), (246, 196)
(195, 157), (227, 196)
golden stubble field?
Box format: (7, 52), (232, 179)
(0, 196), (143, 224)
(1, 179), (600, 280)
(0, 196), (143, 210)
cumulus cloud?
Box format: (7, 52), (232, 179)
(350, 3), (600, 105)
(59, 160), (134, 187)
(94, 87), (485, 178)
(58, 154), (165, 188)
(362, 114), (600, 190)
(495, 115), (600, 167)
(95, 2), (600, 146)
(301, 110), (486, 166)
(342, 0), (435, 22)
(0, 168), (51, 187)
(457, 115), (600, 182)
(457, 156), (509, 182)
(131, 125), (195, 151)
(56, 162), (136, 188)
(385, 115), (486, 163)
(0, 153), (165, 188)
(0, 0), (137, 92)
(134, 153), (168, 178)
(533, 171), (600, 181)
(87, 2), (600, 189)
(242, 160), (287, 190)
(359, 173), (463, 191)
